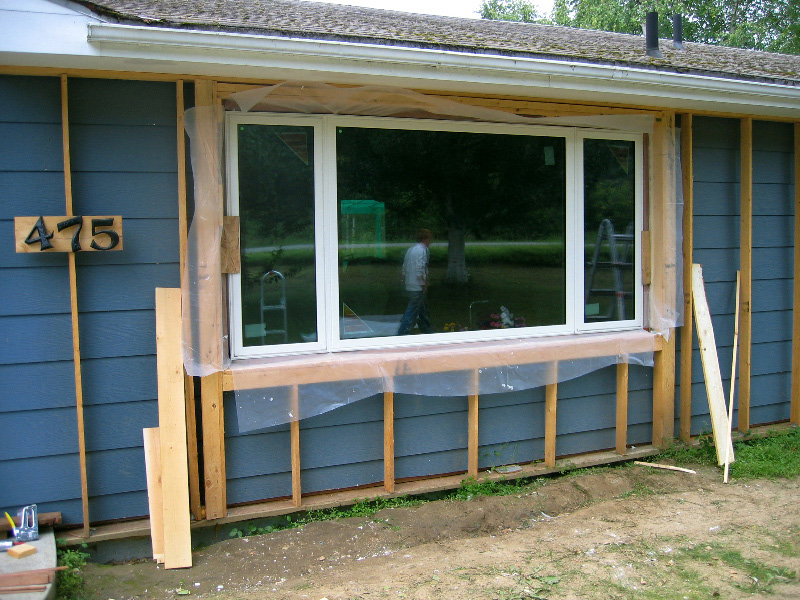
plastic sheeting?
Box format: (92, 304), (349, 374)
(181, 81), (682, 433)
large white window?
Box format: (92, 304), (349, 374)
(227, 114), (643, 359)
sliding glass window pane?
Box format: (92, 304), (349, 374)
(237, 124), (317, 346)
(583, 138), (636, 323)
(336, 127), (566, 340)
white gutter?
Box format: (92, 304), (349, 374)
(87, 22), (800, 116)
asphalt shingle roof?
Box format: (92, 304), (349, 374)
(74, 0), (800, 85)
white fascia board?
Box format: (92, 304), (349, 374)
(85, 23), (800, 117)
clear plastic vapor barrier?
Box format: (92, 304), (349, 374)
(181, 81), (682, 433)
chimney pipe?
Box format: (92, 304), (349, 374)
(646, 11), (662, 58)
(672, 13), (684, 49)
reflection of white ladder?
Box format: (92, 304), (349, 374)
(585, 219), (634, 321)
(260, 270), (288, 344)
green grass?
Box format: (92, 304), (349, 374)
(658, 427), (800, 479)
(681, 543), (797, 593)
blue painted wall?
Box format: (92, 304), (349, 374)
(677, 117), (795, 434)
(222, 364), (655, 504)
(0, 76), (179, 525)
(1, 81), (795, 524)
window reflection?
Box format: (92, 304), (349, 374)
(336, 127), (567, 339)
(237, 124), (318, 346)
(583, 138), (636, 322)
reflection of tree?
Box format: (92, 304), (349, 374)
(237, 125), (316, 284)
(337, 128), (566, 284)
(583, 140), (635, 233)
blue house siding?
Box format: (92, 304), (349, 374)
(222, 365), (655, 506)
(0, 75), (179, 525)
(680, 116), (795, 436)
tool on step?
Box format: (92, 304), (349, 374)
(15, 505), (38, 542)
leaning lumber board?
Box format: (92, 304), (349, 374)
(155, 288), (192, 569)
(143, 427), (165, 563)
(691, 264), (735, 465)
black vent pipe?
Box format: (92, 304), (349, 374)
(672, 13), (684, 49)
(646, 11), (662, 58)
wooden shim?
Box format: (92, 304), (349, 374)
(383, 384), (395, 493)
(544, 364), (558, 468)
(201, 371), (226, 519)
(616, 362), (629, 455)
(792, 122), (800, 426)
(739, 117), (753, 432)
(468, 370), (479, 478)
(290, 385), (302, 507)
(61, 74), (90, 539)
(680, 113), (695, 442)
(633, 461), (696, 474)
(221, 216), (241, 274)
(641, 230), (652, 286)
(155, 288), (192, 569)
(691, 265), (735, 465)
(142, 427), (165, 563)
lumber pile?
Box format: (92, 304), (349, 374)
(0, 566), (65, 595)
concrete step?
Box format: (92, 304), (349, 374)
(0, 528), (57, 600)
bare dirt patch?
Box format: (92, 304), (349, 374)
(83, 463), (800, 600)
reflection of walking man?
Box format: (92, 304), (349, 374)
(397, 229), (432, 335)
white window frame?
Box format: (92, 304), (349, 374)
(575, 132), (644, 334)
(226, 113), (644, 360)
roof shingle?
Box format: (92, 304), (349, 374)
(74, 0), (800, 85)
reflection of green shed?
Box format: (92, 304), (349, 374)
(340, 199), (386, 258)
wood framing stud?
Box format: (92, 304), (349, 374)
(616, 362), (629, 454)
(155, 288), (193, 569)
(290, 385), (302, 507)
(791, 122), (800, 426)
(680, 113), (694, 442)
(468, 370), (480, 478)
(383, 385), (395, 493)
(201, 372), (226, 519)
(61, 74), (91, 538)
(176, 80), (203, 521)
(544, 364), (558, 468)
(739, 118), (753, 432)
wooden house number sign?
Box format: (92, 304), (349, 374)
(15, 216), (123, 253)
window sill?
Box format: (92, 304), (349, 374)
(222, 329), (662, 391)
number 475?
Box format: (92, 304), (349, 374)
(21, 216), (122, 252)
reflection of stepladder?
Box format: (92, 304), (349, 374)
(260, 270), (288, 344)
(585, 219), (634, 321)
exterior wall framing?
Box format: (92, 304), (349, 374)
(1, 64), (798, 544)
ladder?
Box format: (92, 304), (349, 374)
(260, 270), (288, 344)
(584, 219), (634, 321)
